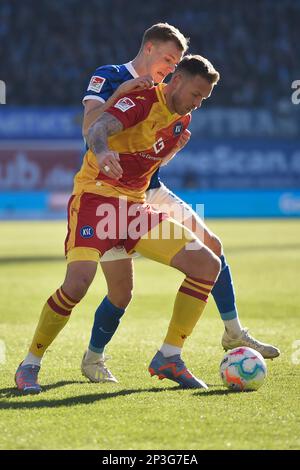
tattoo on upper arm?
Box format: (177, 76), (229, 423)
(87, 112), (123, 155)
(100, 112), (123, 135)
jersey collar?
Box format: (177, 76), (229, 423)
(124, 62), (139, 78)
(156, 83), (181, 120)
(156, 83), (167, 104)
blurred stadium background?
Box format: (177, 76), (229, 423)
(1, 1), (300, 451)
(0, 0), (299, 219)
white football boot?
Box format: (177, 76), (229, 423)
(81, 351), (118, 383)
(222, 328), (280, 359)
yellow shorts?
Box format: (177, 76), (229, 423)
(133, 218), (196, 266)
(65, 193), (196, 266)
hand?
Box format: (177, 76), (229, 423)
(116, 75), (154, 95)
(176, 129), (191, 151)
(96, 150), (123, 179)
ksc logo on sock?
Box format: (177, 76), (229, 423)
(80, 225), (94, 238)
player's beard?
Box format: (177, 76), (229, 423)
(172, 94), (188, 116)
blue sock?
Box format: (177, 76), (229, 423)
(88, 296), (125, 353)
(211, 255), (238, 321)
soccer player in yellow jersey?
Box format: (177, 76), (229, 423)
(80, 24), (279, 385)
(16, 55), (223, 392)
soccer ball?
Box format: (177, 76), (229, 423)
(220, 347), (267, 391)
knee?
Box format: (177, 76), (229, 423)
(63, 275), (92, 302)
(193, 250), (221, 281)
(206, 233), (223, 257)
(182, 246), (221, 281)
(107, 281), (133, 309)
(208, 251), (222, 278)
(171, 239), (223, 282)
(112, 290), (133, 309)
(77, 276), (92, 298)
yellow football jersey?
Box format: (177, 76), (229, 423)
(73, 83), (191, 202)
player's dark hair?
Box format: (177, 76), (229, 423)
(141, 23), (189, 53)
(176, 54), (220, 84)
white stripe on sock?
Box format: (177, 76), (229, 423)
(159, 343), (182, 358)
(22, 352), (42, 367)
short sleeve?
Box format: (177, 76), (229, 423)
(82, 66), (116, 103)
(105, 95), (147, 129)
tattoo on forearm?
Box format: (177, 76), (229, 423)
(87, 112), (123, 155)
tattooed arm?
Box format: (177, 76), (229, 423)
(87, 112), (124, 179)
(87, 111), (123, 154)
(82, 100), (106, 139)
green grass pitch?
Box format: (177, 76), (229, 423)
(0, 219), (300, 450)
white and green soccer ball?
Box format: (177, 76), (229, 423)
(220, 346), (267, 391)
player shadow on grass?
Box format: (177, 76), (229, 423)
(0, 383), (232, 408)
(192, 388), (240, 396)
(0, 385), (179, 409)
(0, 380), (87, 398)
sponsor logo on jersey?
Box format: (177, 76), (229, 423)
(114, 97), (136, 112)
(87, 76), (106, 93)
(138, 151), (161, 162)
(173, 122), (183, 136)
(135, 95), (146, 100)
(80, 225), (94, 238)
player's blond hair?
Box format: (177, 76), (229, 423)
(175, 54), (220, 84)
(141, 23), (189, 53)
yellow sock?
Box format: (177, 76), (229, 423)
(29, 287), (78, 357)
(164, 276), (215, 348)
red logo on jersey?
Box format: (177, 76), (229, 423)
(114, 97), (136, 112)
(87, 76), (106, 93)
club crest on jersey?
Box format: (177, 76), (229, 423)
(80, 225), (94, 238)
(173, 122), (183, 136)
(114, 97), (135, 112)
(87, 76), (106, 93)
